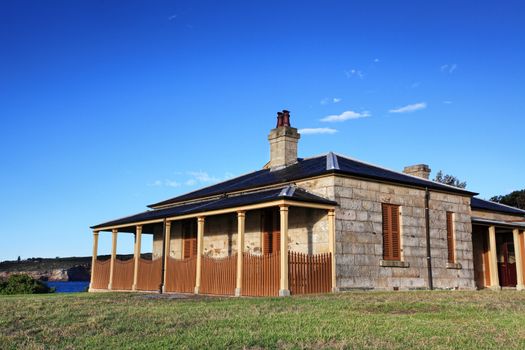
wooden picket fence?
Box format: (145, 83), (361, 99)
(164, 256), (197, 293)
(242, 253), (280, 297)
(136, 258), (162, 291)
(288, 252), (331, 295)
(91, 259), (110, 289)
(112, 258), (134, 290)
(200, 255), (237, 295)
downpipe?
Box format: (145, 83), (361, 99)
(425, 188), (434, 290)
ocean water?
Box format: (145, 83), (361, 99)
(45, 281), (90, 293)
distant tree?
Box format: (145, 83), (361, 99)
(433, 171), (467, 189)
(17, 256), (21, 262)
(490, 189), (525, 210)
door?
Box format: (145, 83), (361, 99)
(497, 233), (517, 287)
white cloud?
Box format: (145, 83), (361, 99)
(168, 14), (178, 21)
(443, 100), (453, 104)
(187, 171), (220, 183)
(320, 110), (370, 122)
(320, 97), (342, 105)
(185, 179), (197, 186)
(298, 128), (338, 135)
(148, 179), (181, 187)
(344, 69), (364, 79)
(389, 102), (427, 114)
(373, 58), (380, 63)
(440, 64), (457, 74)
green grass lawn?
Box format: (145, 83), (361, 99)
(1, 291), (525, 349)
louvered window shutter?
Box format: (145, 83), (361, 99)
(382, 204), (401, 261)
(446, 212), (455, 263)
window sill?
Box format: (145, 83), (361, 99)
(380, 260), (410, 268)
(446, 262), (462, 270)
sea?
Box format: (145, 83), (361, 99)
(45, 281), (90, 293)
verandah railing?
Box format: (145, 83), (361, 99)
(200, 255), (237, 295)
(136, 258), (162, 291)
(288, 251), (332, 295)
(91, 259), (110, 289)
(112, 258), (134, 290)
(164, 256), (197, 293)
(242, 253), (280, 297)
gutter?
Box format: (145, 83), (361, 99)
(425, 187), (434, 290)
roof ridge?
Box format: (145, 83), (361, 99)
(332, 152), (476, 194)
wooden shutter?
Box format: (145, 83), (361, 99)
(446, 212), (455, 263)
(262, 209), (280, 255)
(183, 221), (197, 259)
(382, 203), (401, 261)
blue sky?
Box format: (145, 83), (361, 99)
(1, 1), (524, 261)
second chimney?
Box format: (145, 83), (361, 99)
(403, 164), (431, 179)
(268, 110), (300, 170)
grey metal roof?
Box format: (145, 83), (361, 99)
(149, 152), (476, 208)
(91, 186), (337, 229)
(472, 217), (525, 228)
(471, 197), (525, 216)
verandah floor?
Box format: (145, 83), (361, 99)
(2, 291), (525, 349)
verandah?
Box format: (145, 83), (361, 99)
(89, 202), (337, 296)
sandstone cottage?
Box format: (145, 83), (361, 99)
(90, 110), (525, 295)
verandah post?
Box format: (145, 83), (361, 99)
(162, 221), (172, 293)
(235, 211), (246, 296)
(132, 225), (142, 291)
(279, 205), (290, 296)
(89, 231), (99, 291)
(488, 226), (500, 290)
(194, 216), (205, 294)
(513, 228), (524, 290)
(328, 209), (337, 292)
(108, 228), (118, 290)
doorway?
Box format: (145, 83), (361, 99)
(497, 232), (517, 287)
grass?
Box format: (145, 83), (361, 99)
(1, 291), (525, 349)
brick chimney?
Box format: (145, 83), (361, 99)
(267, 110), (300, 170)
(403, 164), (431, 179)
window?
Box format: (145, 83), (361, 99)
(382, 203), (401, 261)
(446, 212), (455, 263)
(182, 220), (197, 259)
(262, 208), (280, 255)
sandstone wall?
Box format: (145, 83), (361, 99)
(333, 175), (475, 291)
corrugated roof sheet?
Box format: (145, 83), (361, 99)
(471, 197), (525, 216)
(149, 153), (476, 208)
(91, 186), (337, 229)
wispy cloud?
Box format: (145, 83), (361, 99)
(320, 97), (342, 105)
(168, 14), (178, 21)
(389, 102), (427, 114)
(148, 179), (181, 188)
(344, 69), (364, 79)
(440, 64), (457, 74)
(320, 110), (370, 122)
(299, 128), (338, 135)
(443, 100), (453, 104)
(373, 58), (380, 63)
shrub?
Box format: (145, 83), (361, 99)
(0, 274), (54, 295)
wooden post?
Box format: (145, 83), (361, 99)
(108, 228), (118, 290)
(132, 225), (142, 291)
(488, 226), (500, 290)
(162, 221), (172, 293)
(89, 231), (99, 291)
(279, 205), (290, 296)
(235, 211), (246, 296)
(194, 216), (205, 294)
(328, 209), (337, 292)
(513, 228), (524, 290)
